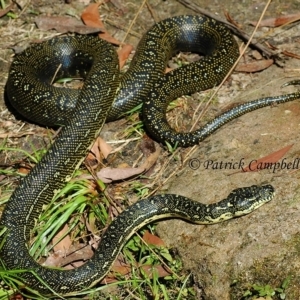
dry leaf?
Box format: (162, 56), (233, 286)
(139, 146), (161, 171)
(143, 231), (165, 247)
(53, 224), (72, 253)
(81, 3), (104, 28)
(86, 142), (101, 166)
(86, 137), (113, 167)
(117, 44), (134, 68)
(88, 145), (161, 183)
(111, 262), (131, 277)
(44, 244), (94, 268)
(81, 3), (122, 45)
(236, 59), (274, 73)
(101, 258), (131, 283)
(81, 3), (133, 67)
(101, 259), (171, 283)
(240, 144), (293, 173)
(96, 166), (145, 183)
(250, 13), (300, 27)
(99, 137), (113, 159)
(43, 252), (63, 268)
(140, 264), (171, 278)
(35, 16), (103, 34)
(224, 11), (242, 28)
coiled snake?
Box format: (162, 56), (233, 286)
(1, 15), (299, 295)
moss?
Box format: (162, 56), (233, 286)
(229, 236), (300, 299)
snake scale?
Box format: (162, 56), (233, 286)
(1, 15), (299, 295)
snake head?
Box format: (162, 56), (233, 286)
(206, 184), (275, 223)
(229, 184), (275, 217)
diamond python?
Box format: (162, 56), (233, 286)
(1, 15), (299, 295)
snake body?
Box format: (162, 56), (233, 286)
(7, 15), (239, 128)
(1, 15), (299, 295)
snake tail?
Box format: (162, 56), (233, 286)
(143, 79), (300, 147)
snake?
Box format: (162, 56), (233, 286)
(1, 14), (299, 295)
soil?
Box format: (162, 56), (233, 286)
(1, 0), (300, 299)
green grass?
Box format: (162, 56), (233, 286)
(0, 139), (196, 299)
(240, 276), (291, 300)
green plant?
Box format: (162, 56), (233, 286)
(0, 0), (17, 18)
(242, 276), (291, 299)
(0, 146), (195, 299)
(165, 141), (178, 154)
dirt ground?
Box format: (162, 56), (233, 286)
(1, 0), (300, 299)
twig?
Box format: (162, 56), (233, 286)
(120, 0), (147, 45)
